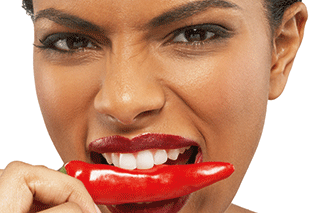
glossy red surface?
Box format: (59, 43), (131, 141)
(64, 160), (234, 205)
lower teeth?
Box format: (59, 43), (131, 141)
(136, 202), (152, 204)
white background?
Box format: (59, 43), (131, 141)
(1, 1), (319, 212)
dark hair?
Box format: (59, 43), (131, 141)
(265, 0), (302, 30)
(22, 0), (301, 31)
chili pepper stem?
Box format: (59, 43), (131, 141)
(59, 166), (67, 174)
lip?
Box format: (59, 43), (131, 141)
(106, 195), (190, 213)
(89, 133), (199, 153)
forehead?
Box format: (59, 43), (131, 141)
(33, 0), (265, 30)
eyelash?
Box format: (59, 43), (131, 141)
(168, 24), (231, 46)
(35, 33), (99, 54)
(35, 24), (231, 54)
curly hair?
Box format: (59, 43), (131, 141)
(22, 0), (302, 31)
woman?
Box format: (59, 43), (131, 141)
(0, 0), (308, 212)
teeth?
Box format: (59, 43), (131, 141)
(102, 146), (192, 170)
(179, 146), (190, 154)
(102, 153), (112, 164)
(137, 202), (152, 204)
(111, 153), (120, 167)
(120, 153), (137, 170)
(154, 149), (167, 165)
(136, 150), (154, 169)
(167, 149), (180, 160)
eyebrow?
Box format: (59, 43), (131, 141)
(146, 0), (240, 28)
(34, 0), (240, 32)
(34, 8), (103, 32)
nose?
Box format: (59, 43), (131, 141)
(94, 51), (165, 126)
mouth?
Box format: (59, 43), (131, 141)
(89, 133), (202, 213)
(89, 133), (202, 169)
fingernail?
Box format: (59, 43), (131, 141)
(94, 204), (102, 213)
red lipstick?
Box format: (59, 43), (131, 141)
(89, 133), (199, 153)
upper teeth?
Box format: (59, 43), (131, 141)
(102, 147), (191, 170)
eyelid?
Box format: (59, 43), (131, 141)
(36, 32), (101, 52)
(163, 23), (233, 45)
(172, 24), (228, 36)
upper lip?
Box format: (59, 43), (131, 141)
(89, 133), (199, 153)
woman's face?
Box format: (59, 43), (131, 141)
(33, 0), (272, 212)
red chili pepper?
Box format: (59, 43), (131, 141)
(60, 160), (234, 205)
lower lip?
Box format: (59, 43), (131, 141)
(106, 195), (190, 213)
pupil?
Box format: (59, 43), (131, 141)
(67, 37), (88, 49)
(185, 29), (206, 42)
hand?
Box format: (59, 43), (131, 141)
(0, 161), (100, 213)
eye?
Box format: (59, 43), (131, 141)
(54, 36), (95, 51)
(171, 24), (229, 44)
(37, 33), (98, 52)
(173, 28), (215, 43)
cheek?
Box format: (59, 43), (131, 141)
(33, 55), (103, 161)
(163, 38), (271, 162)
(207, 51), (270, 128)
(162, 40), (272, 211)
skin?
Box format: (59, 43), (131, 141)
(0, 0), (307, 212)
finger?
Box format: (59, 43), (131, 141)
(0, 169), (3, 176)
(38, 202), (83, 213)
(0, 161), (98, 213)
(29, 200), (53, 212)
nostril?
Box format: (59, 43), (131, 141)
(114, 108), (162, 126)
(134, 108), (162, 120)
